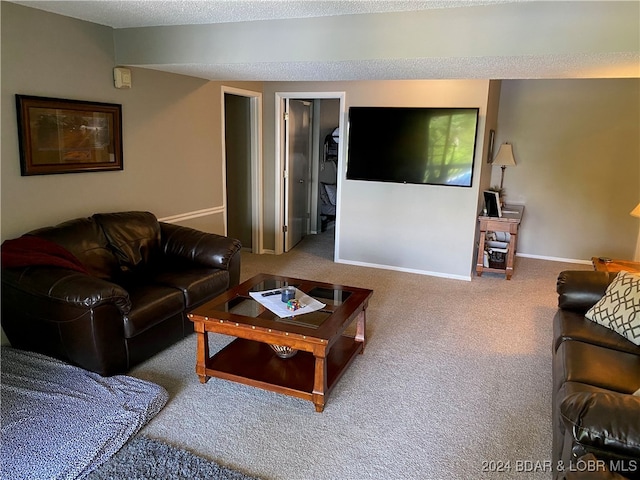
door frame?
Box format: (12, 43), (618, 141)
(221, 86), (264, 253)
(274, 91), (346, 256)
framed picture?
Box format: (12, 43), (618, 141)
(487, 129), (495, 164)
(483, 190), (502, 217)
(16, 95), (123, 176)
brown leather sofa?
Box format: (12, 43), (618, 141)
(553, 270), (640, 480)
(1, 211), (242, 376)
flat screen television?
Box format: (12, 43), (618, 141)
(346, 107), (479, 187)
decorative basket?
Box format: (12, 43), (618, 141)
(269, 344), (298, 359)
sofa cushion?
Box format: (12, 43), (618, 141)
(150, 267), (229, 309)
(94, 212), (161, 273)
(553, 310), (640, 355)
(123, 284), (184, 338)
(585, 271), (640, 346)
(554, 340), (640, 394)
(28, 217), (119, 279)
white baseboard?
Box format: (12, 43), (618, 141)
(515, 252), (592, 265)
(335, 258), (472, 282)
(332, 254), (590, 282)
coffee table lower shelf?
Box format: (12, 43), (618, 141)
(204, 335), (362, 411)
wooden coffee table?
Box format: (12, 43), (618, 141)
(591, 257), (640, 274)
(187, 273), (373, 412)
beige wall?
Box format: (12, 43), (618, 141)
(0, 3), (261, 345)
(1, 2), (261, 241)
(493, 79), (640, 261)
(2, 3), (639, 278)
(260, 78), (639, 273)
(262, 80), (492, 279)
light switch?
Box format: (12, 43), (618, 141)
(114, 67), (132, 89)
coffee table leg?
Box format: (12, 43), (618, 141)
(355, 310), (366, 353)
(195, 324), (210, 384)
(312, 354), (327, 412)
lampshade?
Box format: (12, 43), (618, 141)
(493, 143), (516, 166)
(631, 203), (640, 218)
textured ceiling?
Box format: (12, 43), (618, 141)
(10, 0), (512, 28)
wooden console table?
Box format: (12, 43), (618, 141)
(591, 257), (640, 274)
(476, 205), (524, 280)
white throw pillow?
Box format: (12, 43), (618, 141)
(634, 388), (640, 397)
(585, 271), (640, 346)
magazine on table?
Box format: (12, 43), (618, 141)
(249, 288), (325, 318)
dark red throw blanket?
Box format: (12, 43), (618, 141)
(1, 235), (89, 274)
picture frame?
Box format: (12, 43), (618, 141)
(16, 95), (123, 176)
(483, 190), (502, 217)
(487, 129), (495, 164)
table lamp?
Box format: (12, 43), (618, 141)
(493, 143), (516, 190)
(632, 202), (640, 261)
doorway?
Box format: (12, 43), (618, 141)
(222, 87), (263, 253)
(275, 92), (345, 256)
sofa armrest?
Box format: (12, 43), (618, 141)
(2, 267), (130, 314)
(557, 271), (616, 312)
(560, 391), (640, 461)
(160, 222), (242, 272)
(2, 267), (131, 375)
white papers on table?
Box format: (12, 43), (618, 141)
(249, 288), (326, 318)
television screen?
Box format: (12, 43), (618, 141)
(346, 107), (479, 187)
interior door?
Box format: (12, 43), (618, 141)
(224, 93), (252, 249)
(284, 99), (312, 252)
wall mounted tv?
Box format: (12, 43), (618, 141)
(346, 107), (479, 187)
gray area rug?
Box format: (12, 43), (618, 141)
(87, 436), (261, 480)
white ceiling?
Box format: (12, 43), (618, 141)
(10, 1), (513, 28)
(9, 0), (639, 81)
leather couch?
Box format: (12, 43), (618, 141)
(553, 270), (640, 480)
(1, 211), (242, 376)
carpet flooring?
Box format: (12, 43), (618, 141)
(128, 230), (590, 480)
